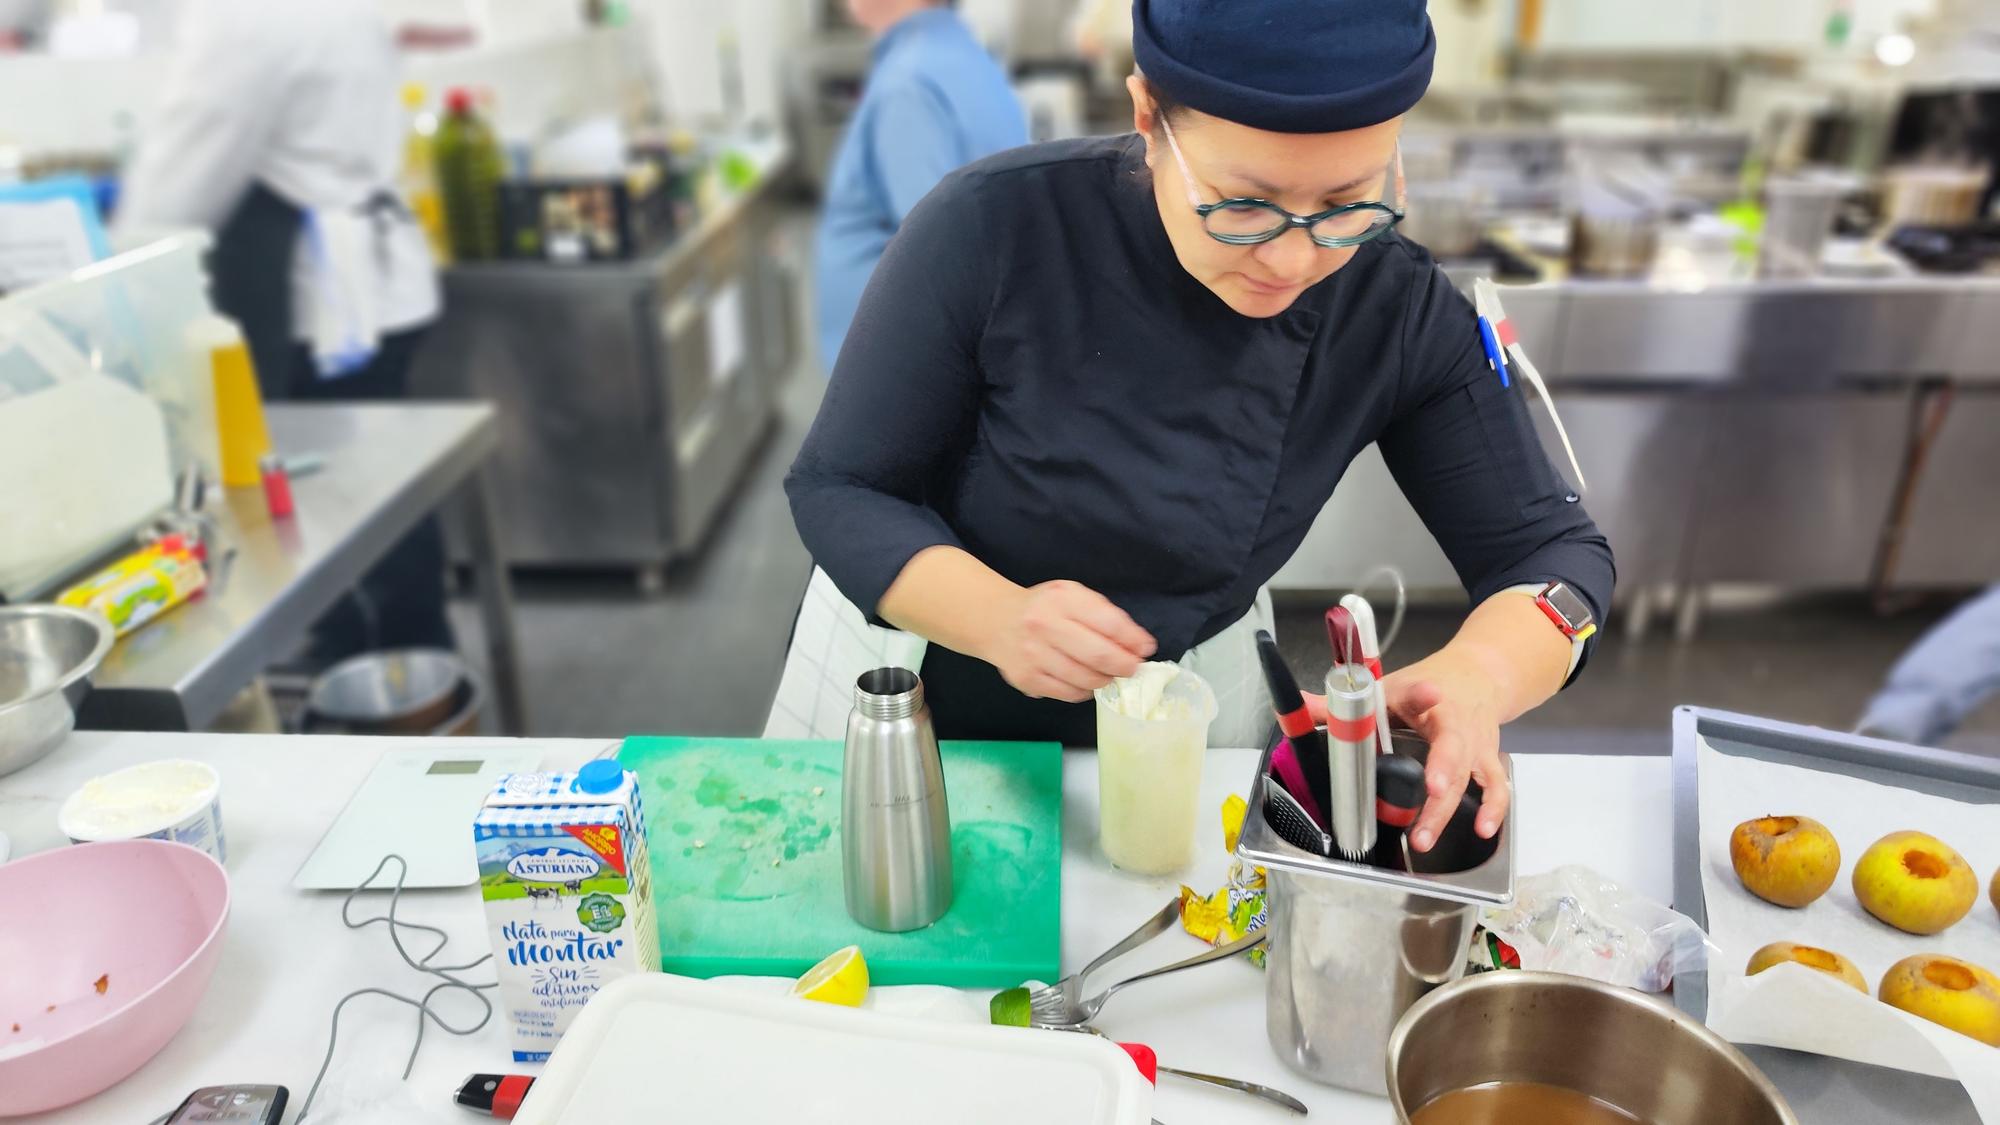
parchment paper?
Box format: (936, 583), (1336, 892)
(1695, 735), (2000, 1120)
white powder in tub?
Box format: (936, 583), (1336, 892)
(60, 760), (214, 839)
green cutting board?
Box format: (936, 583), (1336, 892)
(617, 736), (1062, 988)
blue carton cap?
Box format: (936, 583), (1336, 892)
(575, 759), (625, 795)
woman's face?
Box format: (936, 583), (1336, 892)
(1129, 78), (1402, 319)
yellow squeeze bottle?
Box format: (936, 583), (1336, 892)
(193, 316), (272, 487)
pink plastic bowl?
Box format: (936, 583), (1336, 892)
(0, 838), (230, 1115)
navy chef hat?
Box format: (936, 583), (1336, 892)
(1131, 0), (1435, 133)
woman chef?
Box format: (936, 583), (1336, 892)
(786, 0), (1614, 853)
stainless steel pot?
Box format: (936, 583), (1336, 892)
(0, 606), (112, 777)
(1569, 211), (1661, 278)
(1400, 182), (1489, 258)
(1387, 971), (1799, 1125)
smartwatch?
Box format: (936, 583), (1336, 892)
(1503, 581), (1596, 678)
(1534, 581), (1597, 643)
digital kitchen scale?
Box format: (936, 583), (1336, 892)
(294, 747), (543, 891)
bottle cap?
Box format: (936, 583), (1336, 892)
(445, 87), (474, 115)
(575, 760), (625, 795)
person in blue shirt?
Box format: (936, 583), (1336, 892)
(813, 0), (1026, 368)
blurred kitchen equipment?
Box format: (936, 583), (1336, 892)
(304, 649), (480, 736)
(0, 228), (217, 485)
(1761, 172), (1853, 278)
(1566, 147), (1667, 278)
(0, 604), (112, 778)
(0, 309), (175, 602)
(1239, 729), (1513, 1095)
(0, 839), (230, 1116)
(1387, 971), (1797, 1125)
(1399, 181), (1488, 258)
(1569, 211), (1661, 278)
(1881, 165), (1988, 228)
(1029, 928), (1266, 1029)
(843, 667), (953, 932)
(1886, 220), (2000, 273)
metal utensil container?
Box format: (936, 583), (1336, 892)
(842, 667), (953, 932)
(1237, 730), (1514, 1095)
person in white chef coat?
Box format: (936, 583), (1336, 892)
(118, 0), (455, 660)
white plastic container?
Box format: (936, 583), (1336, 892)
(1094, 665), (1217, 876)
(57, 759), (226, 863)
(516, 974), (1153, 1125)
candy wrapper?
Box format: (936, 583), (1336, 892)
(1179, 794), (1267, 967)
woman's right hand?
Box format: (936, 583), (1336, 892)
(988, 580), (1157, 703)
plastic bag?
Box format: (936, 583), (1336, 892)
(1480, 866), (1715, 992)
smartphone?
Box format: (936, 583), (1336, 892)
(164, 1086), (289, 1124)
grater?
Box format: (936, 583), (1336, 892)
(1263, 785), (1332, 857)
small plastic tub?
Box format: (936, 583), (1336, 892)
(57, 759), (225, 863)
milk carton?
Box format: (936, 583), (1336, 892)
(474, 760), (658, 1061)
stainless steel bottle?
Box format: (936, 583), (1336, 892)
(1324, 663), (1379, 862)
(842, 667), (953, 932)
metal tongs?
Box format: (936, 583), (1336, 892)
(1027, 901), (1264, 1027)
(1026, 902), (1301, 1115)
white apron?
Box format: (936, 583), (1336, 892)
(764, 567), (1275, 748)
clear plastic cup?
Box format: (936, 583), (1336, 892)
(1094, 667), (1217, 875)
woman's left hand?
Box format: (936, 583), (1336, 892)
(1379, 653), (1511, 853)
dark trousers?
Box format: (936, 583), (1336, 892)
(287, 331), (457, 659)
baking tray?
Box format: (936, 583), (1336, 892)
(1670, 705), (2000, 1125)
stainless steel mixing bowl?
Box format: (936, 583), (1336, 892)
(0, 606), (113, 777)
(306, 648), (478, 735)
(1388, 971), (1798, 1125)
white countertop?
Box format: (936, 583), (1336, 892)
(0, 733), (1672, 1123)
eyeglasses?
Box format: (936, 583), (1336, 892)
(1160, 114), (1406, 249)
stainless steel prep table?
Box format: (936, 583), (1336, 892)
(78, 403), (527, 735)
(411, 142), (800, 589)
(1272, 269), (2000, 600)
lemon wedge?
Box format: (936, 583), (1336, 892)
(792, 945), (868, 1006)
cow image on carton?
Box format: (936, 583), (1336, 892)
(474, 761), (659, 1062)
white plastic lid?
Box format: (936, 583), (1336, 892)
(517, 974), (1153, 1125)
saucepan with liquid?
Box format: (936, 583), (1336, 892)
(1387, 971), (1798, 1125)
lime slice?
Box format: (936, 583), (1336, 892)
(989, 986), (1032, 1026)
(791, 945), (868, 1006)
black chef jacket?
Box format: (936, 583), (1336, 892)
(786, 135), (1615, 744)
